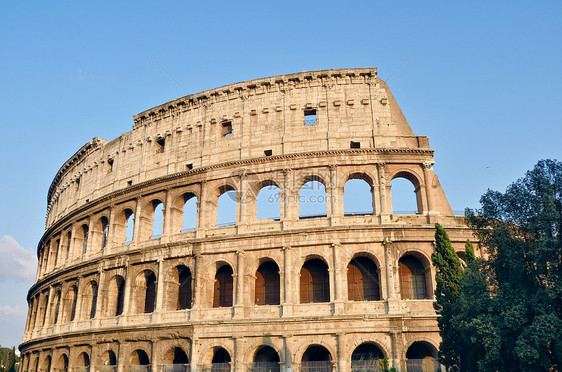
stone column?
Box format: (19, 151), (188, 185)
(332, 242), (345, 315)
(155, 258), (165, 320)
(161, 189), (173, 243)
(191, 248), (203, 320)
(121, 263), (132, 325)
(282, 245), (294, 317)
(132, 199), (142, 244)
(377, 163), (391, 223)
(328, 165), (343, 223)
(384, 238), (400, 314)
(234, 250), (245, 318)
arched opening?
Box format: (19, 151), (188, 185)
(391, 173), (421, 214)
(129, 349), (150, 372)
(162, 347), (190, 372)
(124, 209), (135, 243)
(52, 290), (61, 324)
(145, 272), (157, 313)
(344, 178), (374, 215)
(151, 200), (164, 239)
(255, 261), (280, 305)
(106, 275), (125, 316)
(399, 255), (431, 300)
(40, 294), (49, 326)
(87, 281), (98, 319)
(81, 224), (89, 255)
(217, 187), (237, 227)
(101, 350), (117, 371)
(56, 354), (68, 372)
(299, 179), (327, 219)
(76, 352), (90, 372)
(300, 259), (330, 303)
(133, 270), (157, 314)
(211, 348), (231, 372)
(100, 216), (109, 250)
(177, 265), (193, 310)
(301, 345), (333, 371)
(52, 239), (60, 268)
(256, 183), (281, 220)
(62, 285), (78, 323)
(406, 341), (439, 372)
(213, 265), (233, 308)
(252, 345), (280, 372)
(347, 257), (381, 301)
(65, 231), (72, 261)
(43, 355), (51, 372)
(351, 343), (384, 371)
(456, 251), (467, 267)
(182, 193), (197, 231)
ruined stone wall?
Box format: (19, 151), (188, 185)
(21, 68), (473, 372)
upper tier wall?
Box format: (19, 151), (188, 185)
(45, 68), (428, 229)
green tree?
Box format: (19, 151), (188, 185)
(460, 159), (562, 371)
(431, 223), (464, 371)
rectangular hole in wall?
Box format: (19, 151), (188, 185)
(264, 150), (272, 156)
(156, 138), (165, 153)
(350, 141), (361, 149)
(186, 163), (193, 170)
(107, 158), (114, 172)
(304, 109), (317, 126)
(127, 180), (133, 187)
(221, 121), (233, 137)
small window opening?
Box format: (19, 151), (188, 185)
(264, 149), (272, 157)
(351, 141), (361, 149)
(304, 109), (317, 126)
(156, 138), (165, 153)
(107, 158), (114, 172)
(127, 180), (133, 187)
(186, 163), (193, 170)
(221, 121), (233, 137)
(75, 178), (80, 192)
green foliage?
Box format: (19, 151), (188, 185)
(464, 240), (475, 263)
(452, 159), (562, 371)
(431, 223), (464, 370)
(0, 347), (15, 372)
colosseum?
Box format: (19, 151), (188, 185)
(20, 68), (474, 372)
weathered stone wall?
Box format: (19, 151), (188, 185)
(21, 68), (474, 372)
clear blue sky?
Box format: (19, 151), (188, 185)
(1, 1), (561, 348)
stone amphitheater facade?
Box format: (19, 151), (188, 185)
(20, 68), (475, 372)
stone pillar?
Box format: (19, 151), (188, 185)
(121, 264), (132, 325)
(155, 259), (165, 320)
(282, 169), (298, 225)
(191, 248), (203, 320)
(43, 287), (55, 329)
(377, 163), (391, 223)
(328, 165), (343, 223)
(282, 246), (294, 317)
(384, 238), (400, 314)
(94, 270), (105, 321)
(234, 250), (245, 318)
(422, 160), (438, 217)
(332, 242), (344, 315)
(132, 199), (142, 244)
(161, 190), (173, 242)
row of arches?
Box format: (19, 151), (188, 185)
(38, 170), (423, 278)
(26, 253), (432, 333)
(24, 341), (439, 372)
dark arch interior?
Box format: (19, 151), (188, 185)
(254, 345), (280, 363)
(131, 349), (150, 365)
(399, 255), (429, 299)
(79, 352), (90, 367)
(57, 354), (68, 371)
(177, 265), (193, 310)
(347, 257), (380, 301)
(212, 348), (231, 363)
(173, 347), (189, 364)
(143, 271), (157, 313)
(115, 276), (125, 316)
(255, 261), (280, 305)
(302, 345), (332, 362)
(351, 343), (384, 360)
(406, 342), (437, 359)
(213, 265), (234, 308)
(44, 355), (51, 372)
(300, 259), (330, 303)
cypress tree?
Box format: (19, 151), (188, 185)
(464, 240), (475, 263)
(432, 223), (464, 371)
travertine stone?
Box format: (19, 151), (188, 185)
(21, 68), (475, 372)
